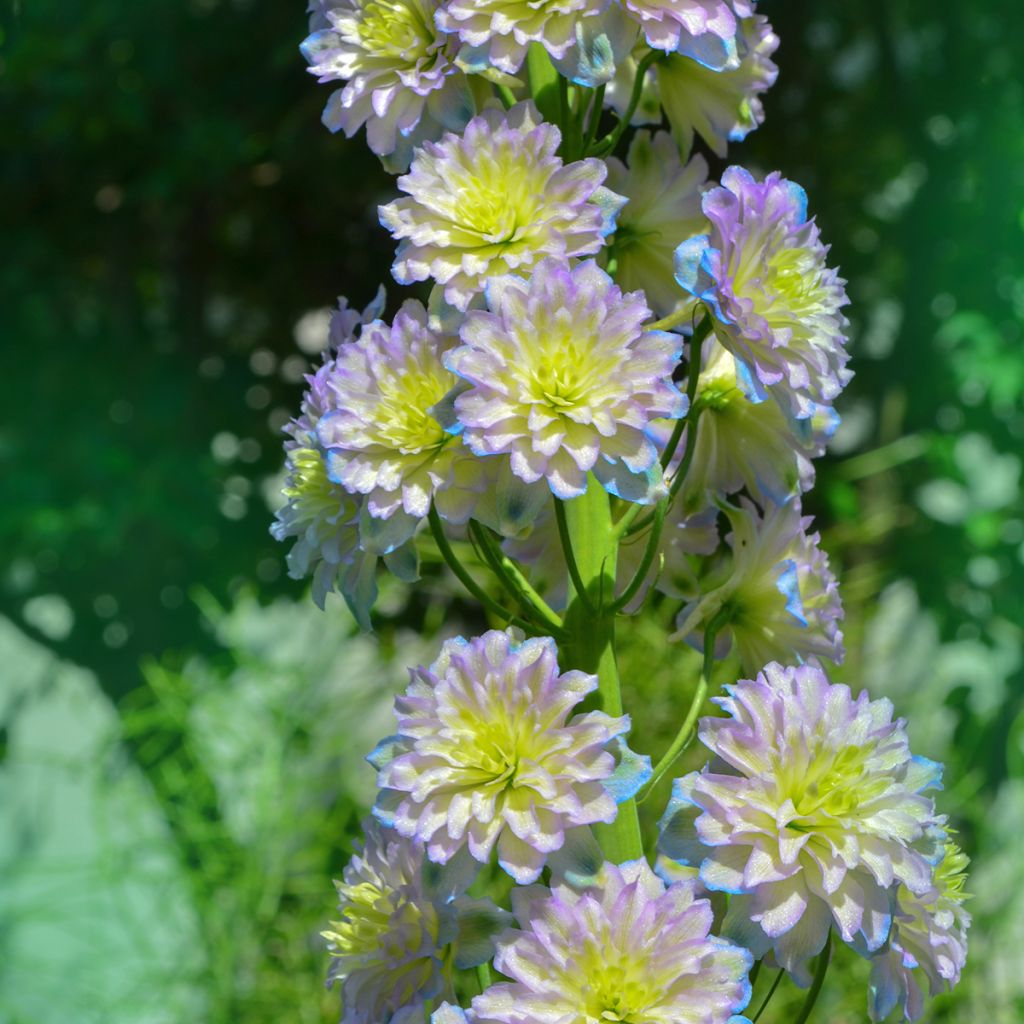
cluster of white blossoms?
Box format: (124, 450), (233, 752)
(267, 3), (971, 1022)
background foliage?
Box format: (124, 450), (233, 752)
(2, 1), (1022, 1021)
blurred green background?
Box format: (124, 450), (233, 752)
(2, 2), (1022, 1021)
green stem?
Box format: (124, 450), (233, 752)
(615, 314), (710, 540)
(558, 480), (642, 863)
(554, 497), (596, 614)
(468, 520), (566, 637)
(636, 618), (719, 804)
(476, 962), (492, 994)
(625, 314), (711, 537)
(645, 307), (697, 333)
(427, 506), (532, 632)
(582, 83), (606, 154)
(793, 931), (832, 1024)
(594, 49), (660, 155)
(608, 500), (665, 614)
(751, 969), (785, 1024)
(495, 84), (516, 109)
(557, 75), (571, 155)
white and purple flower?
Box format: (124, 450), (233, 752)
(464, 860), (752, 1024)
(673, 497), (844, 672)
(677, 339), (839, 512)
(447, 258), (687, 503)
(623, 0), (752, 69)
(605, 130), (709, 318)
(675, 164), (851, 418)
(868, 843), (971, 1022)
(372, 629), (642, 883)
(315, 299), (481, 540)
(659, 662), (947, 981)
(658, 14), (779, 157)
(325, 819), (507, 1024)
(302, 0), (473, 167)
(436, 0), (609, 75)
(380, 103), (623, 311)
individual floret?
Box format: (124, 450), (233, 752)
(605, 130), (709, 318)
(436, 0), (609, 75)
(316, 299), (481, 541)
(447, 258), (687, 503)
(325, 819), (506, 1024)
(659, 662), (947, 980)
(677, 339), (839, 512)
(372, 629), (633, 883)
(301, 0), (473, 166)
(623, 0), (752, 69)
(675, 163), (851, 418)
(868, 842), (971, 1021)
(381, 103), (623, 311)
(465, 860), (752, 1024)
(673, 497), (844, 672)
(659, 15), (779, 157)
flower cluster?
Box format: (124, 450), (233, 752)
(279, 4), (972, 1023)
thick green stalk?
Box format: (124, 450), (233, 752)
(556, 480), (642, 863)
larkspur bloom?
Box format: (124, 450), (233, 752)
(324, 819), (506, 1024)
(659, 662), (947, 979)
(677, 339), (839, 513)
(273, 321), (380, 621)
(301, 0), (473, 166)
(436, 0), (609, 75)
(658, 15), (779, 157)
(868, 842), (971, 1022)
(622, 0), (752, 68)
(380, 103), (623, 311)
(316, 299), (481, 540)
(466, 860), (753, 1024)
(673, 497), (843, 672)
(675, 164), (851, 419)
(605, 130), (709, 318)
(372, 630), (636, 883)
(447, 258), (687, 503)
(272, 440), (365, 611)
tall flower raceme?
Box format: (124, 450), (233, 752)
(280, 7), (971, 1023)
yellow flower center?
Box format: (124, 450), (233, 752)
(734, 238), (827, 324)
(372, 367), (451, 454)
(284, 447), (342, 516)
(356, 0), (437, 61)
(443, 690), (556, 794)
(325, 877), (440, 965)
(578, 940), (658, 1024)
(777, 742), (892, 828)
